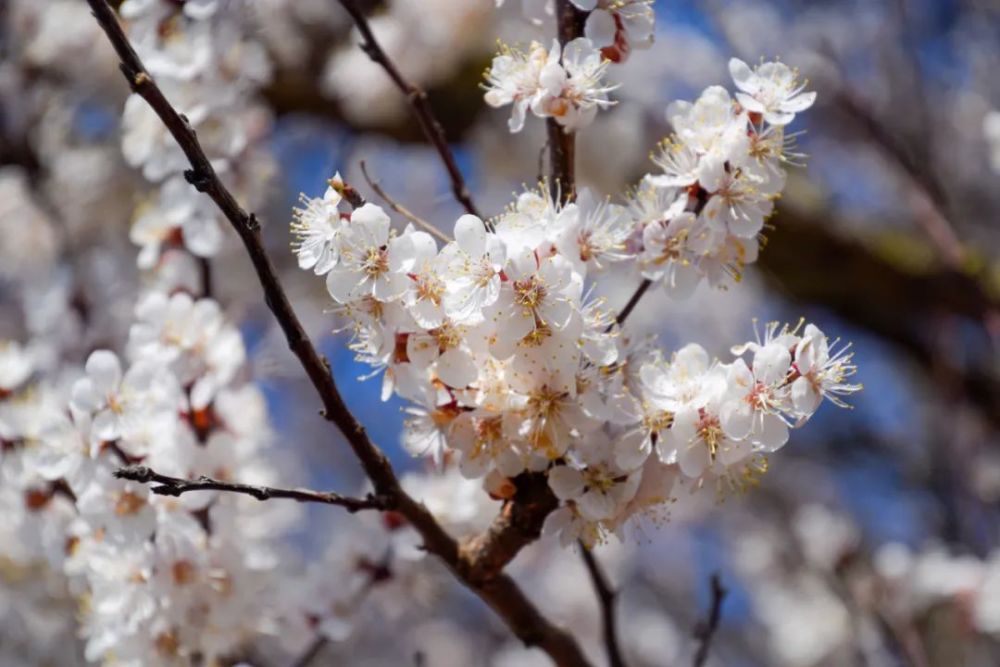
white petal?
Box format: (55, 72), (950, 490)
(678, 443), (709, 478)
(584, 9), (616, 45)
(614, 429), (652, 470)
(782, 91), (816, 112)
(578, 490), (616, 521)
(326, 267), (362, 303)
(71, 378), (103, 413)
(720, 400), (753, 440)
(85, 351), (122, 395)
(728, 58), (756, 92)
(791, 377), (822, 416)
(755, 412), (789, 451)
(753, 343), (791, 385)
(547, 465), (585, 500)
(436, 348), (478, 388)
(454, 214), (487, 257)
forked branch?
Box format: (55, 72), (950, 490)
(115, 465), (390, 513)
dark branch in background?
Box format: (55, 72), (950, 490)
(579, 544), (628, 667)
(115, 465), (389, 512)
(833, 88), (965, 269)
(85, 3), (592, 664)
(335, 0), (480, 218)
(692, 574), (727, 667)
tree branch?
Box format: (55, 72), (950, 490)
(692, 574), (727, 667)
(579, 544), (627, 667)
(545, 0), (588, 205)
(459, 471), (558, 582)
(114, 464), (390, 512)
(335, 0), (480, 218)
(85, 3), (591, 664)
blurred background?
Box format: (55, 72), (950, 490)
(2, 0), (999, 665)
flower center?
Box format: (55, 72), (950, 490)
(362, 247), (389, 277)
(513, 275), (546, 311)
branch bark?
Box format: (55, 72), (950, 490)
(85, 3), (592, 664)
(115, 464), (390, 512)
(580, 544), (628, 667)
(335, 0), (480, 218)
(545, 0), (588, 205)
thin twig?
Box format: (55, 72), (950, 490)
(612, 278), (652, 329)
(115, 465), (389, 513)
(336, 0), (479, 218)
(359, 160), (451, 243)
(692, 574), (727, 667)
(197, 255), (213, 297)
(579, 544), (627, 667)
(86, 4), (592, 664)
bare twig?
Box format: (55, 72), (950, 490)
(692, 574), (727, 667)
(335, 0), (480, 218)
(359, 160), (451, 243)
(86, 3), (591, 664)
(579, 544), (627, 667)
(115, 464), (389, 513)
(612, 279), (653, 329)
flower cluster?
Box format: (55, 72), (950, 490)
(294, 140), (857, 550)
(484, 37), (616, 132)
(626, 58), (817, 297)
(0, 314), (299, 666)
(120, 0), (271, 267)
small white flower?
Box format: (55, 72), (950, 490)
(729, 58), (817, 126)
(326, 204), (410, 304)
(291, 179), (346, 275)
(0, 340), (33, 394)
(442, 214), (507, 324)
(790, 324), (861, 415)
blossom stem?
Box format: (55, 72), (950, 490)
(336, 0), (480, 218)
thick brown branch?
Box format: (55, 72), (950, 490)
(115, 465), (389, 512)
(86, 3), (591, 664)
(692, 574), (727, 667)
(459, 472), (558, 582)
(336, 0), (480, 218)
(580, 544), (627, 667)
